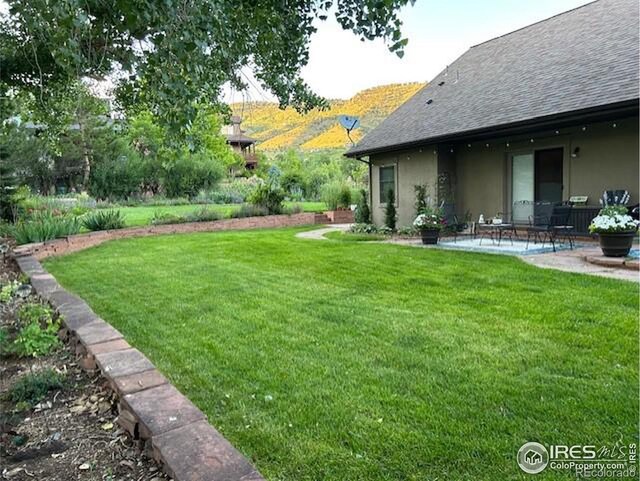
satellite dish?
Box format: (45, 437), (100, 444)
(338, 115), (360, 146)
(338, 115), (360, 131)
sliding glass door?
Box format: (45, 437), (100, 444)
(511, 148), (563, 222)
(512, 153), (534, 222)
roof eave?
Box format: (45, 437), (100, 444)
(345, 98), (639, 158)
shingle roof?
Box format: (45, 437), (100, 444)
(347, 0), (639, 156)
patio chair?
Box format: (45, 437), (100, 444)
(526, 204), (574, 252)
(449, 214), (470, 243)
(550, 205), (575, 249)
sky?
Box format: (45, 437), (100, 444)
(225, 0), (593, 103)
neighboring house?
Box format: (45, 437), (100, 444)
(346, 0), (639, 231)
(224, 116), (259, 170)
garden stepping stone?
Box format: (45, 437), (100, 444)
(151, 421), (264, 481)
(120, 384), (206, 439)
(75, 320), (123, 349)
(95, 348), (154, 380)
(112, 369), (168, 396)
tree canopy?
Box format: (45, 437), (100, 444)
(1, 0), (414, 131)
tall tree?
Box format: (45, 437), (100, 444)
(0, 1), (414, 132)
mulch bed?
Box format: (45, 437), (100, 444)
(1, 254), (168, 481)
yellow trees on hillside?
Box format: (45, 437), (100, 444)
(230, 82), (424, 151)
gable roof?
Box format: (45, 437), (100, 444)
(347, 0), (639, 157)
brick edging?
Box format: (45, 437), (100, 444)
(14, 254), (265, 481)
(14, 212), (325, 260)
(585, 255), (640, 270)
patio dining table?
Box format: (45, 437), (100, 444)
(476, 222), (519, 245)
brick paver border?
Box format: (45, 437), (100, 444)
(11, 217), (289, 479)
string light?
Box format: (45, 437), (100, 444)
(530, 138), (534, 143)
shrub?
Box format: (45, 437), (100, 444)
(17, 303), (53, 328)
(384, 188), (396, 231)
(9, 369), (65, 406)
(82, 210), (126, 231)
(0, 281), (20, 303)
(0, 327), (8, 354)
(354, 189), (371, 224)
(337, 185), (352, 209)
(90, 149), (144, 200)
(151, 207), (221, 225)
(248, 183), (285, 215)
(350, 223), (379, 234)
(414, 184), (428, 215)
(162, 151), (224, 198)
(196, 178), (262, 204)
(185, 207), (221, 223)
(397, 226), (418, 237)
(13, 319), (61, 357)
(11, 211), (82, 245)
(320, 181), (343, 211)
(229, 204), (269, 219)
(283, 203), (304, 215)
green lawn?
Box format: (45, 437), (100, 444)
(44, 228), (638, 480)
(109, 201), (326, 226)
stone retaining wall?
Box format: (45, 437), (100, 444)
(14, 254), (265, 481)
(14, 212), (318, 260)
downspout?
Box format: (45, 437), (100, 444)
(356, 156), (372, 218)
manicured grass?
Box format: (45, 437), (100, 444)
(109, 202), (326, 226)
(45, 228), (638, 480)
(323, 230), (387, 241)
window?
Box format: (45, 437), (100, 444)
(379, 165), (395, 203)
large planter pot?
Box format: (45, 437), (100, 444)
(420, 228), (440, 245)
(598, 231), (636, 257)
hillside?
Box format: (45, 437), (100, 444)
(230, 82), (425, 151)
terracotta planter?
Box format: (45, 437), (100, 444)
(598, 231), (636, 257)
(420, 228), (440, 245)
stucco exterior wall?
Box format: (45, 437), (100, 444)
(455, 117), (639, 220)
(566, 118), (638, 205)
(370, 149), (437, 227)
(368, 117), (639, 228)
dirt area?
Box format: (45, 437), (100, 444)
(0, 254), (168, 481)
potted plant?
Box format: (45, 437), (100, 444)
(589, 206), (639, 257)
(413, 207), (446, 245)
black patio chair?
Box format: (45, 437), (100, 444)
(550, 205), (575, 249)
(526, 204), (574, 252)
(449, 214), (470, 243)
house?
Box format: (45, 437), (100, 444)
(346, 0), (639, 232)
(224, 116), (259, 170)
